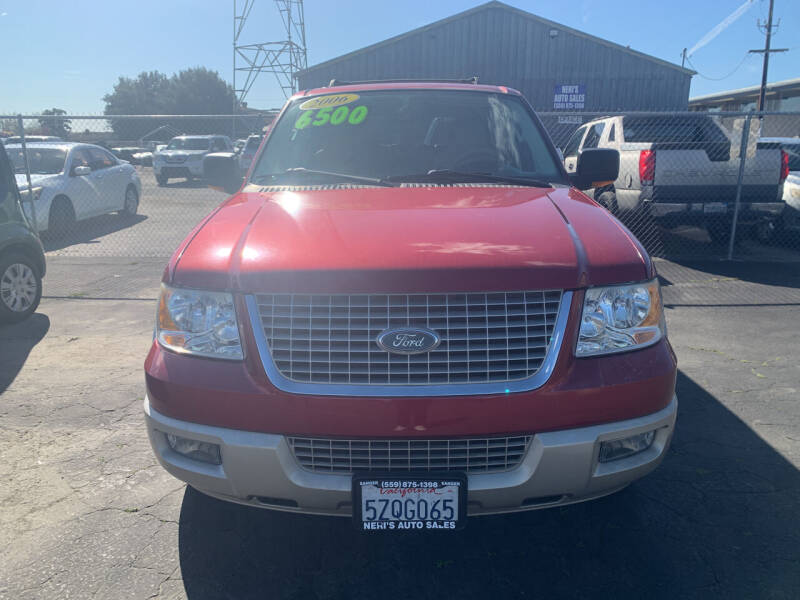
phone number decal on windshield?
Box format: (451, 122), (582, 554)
(294, 105), (368, 130)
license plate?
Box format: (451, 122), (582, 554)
(353, 473), (467, 532)
(704, 203), (727, 214)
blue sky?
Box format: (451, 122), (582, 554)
(0, 0), (797, 114)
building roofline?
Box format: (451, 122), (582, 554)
(297, 1), (695, 79)
(689, 77), (800, 104)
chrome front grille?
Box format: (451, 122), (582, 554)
(287, 436), (533, 474)
(253, 291), (563, 386)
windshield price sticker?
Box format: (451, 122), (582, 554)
(299, 93), (360, 111)
(354, 475), (466, 532)
(294, 105), (368, 130)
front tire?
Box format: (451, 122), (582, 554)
(0, 253), (42, 324)
(156, 173), (168, 186)
(751, 220), (777, 245)
(48, 196), (76, 238)
(596, 190), (619, 215)
(121, 185), (139, 217)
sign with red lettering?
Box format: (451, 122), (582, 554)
(353, 474), (467, 531)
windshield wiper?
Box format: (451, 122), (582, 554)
(386, 170), (552, 188)
(254, 167), (398, 187)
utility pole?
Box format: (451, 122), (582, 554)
(681, 48), (687, 68)
(748, 0), (787, 111)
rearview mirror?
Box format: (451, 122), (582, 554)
(204, 153), (243, 194)
(73, 165), (91, 176)
(568, 148), (619, 190)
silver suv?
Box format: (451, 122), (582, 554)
(153, 135), (233, 186)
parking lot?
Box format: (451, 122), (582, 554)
(41, 168), (227, 259)
(1, 164), (799, 597)
(30, 166), (800, 265)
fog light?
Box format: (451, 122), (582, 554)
(598, 430), (656, 463)
(165, 433), (221, 465)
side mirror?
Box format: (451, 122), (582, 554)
(73, 165), (91, 176)
(204, 153), (243, 194)
(568, 148), (619, 190)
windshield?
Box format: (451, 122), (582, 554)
(251, 90), (563, 184)
(8, 147), (67, 174)
(166, 138), (210, 151)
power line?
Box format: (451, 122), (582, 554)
(685, 52), (754, 81)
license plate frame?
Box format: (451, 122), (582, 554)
(352, 472), (468, 532)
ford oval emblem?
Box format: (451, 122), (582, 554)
(376, 328), (441, 355)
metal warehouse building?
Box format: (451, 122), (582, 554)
(296, 1), (693, 113)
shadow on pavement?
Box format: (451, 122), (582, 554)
(662, 259), (800, 290)
(41, 214), (147, 252)
(628, 220), (800, 265)
(0, 313), (50, 393)
(178, 371), (800, 599)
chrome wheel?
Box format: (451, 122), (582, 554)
(1, 263), (38, 313)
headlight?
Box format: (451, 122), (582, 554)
(576, 278), (665, 357)
(19, 186), (43, 201)
(156, 285), (243, 359)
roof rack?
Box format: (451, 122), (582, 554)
(327, 76), (479, 87)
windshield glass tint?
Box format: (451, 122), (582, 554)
(623, 117), (728, 144)
(8, 147), (67, 174)
(252, 90), (562, 183)
(167, 138), (210, 151)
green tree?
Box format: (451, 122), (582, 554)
(38, 108), (72, 139)
(103, 68), (238, 138)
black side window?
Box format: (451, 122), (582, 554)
(562, 126), (587, 158)
(211, 138), (226, 152)
(88, 148), (115, 170)
(583, 123), (605, 149)
(608, 123), (616, 142)
(71, 149), (92, 172)
(0, 149), (17, 224)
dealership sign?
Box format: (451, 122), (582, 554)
(553, 84), (585, 110)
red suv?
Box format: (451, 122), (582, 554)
(144, 82), (677, 531)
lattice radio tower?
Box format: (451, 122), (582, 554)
(233, 0), (307, 114)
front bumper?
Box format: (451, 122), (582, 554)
(144, 393), (677, 517)
(154, 162), (204, 178)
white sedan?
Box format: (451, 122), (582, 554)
(8, 142), (142, 234)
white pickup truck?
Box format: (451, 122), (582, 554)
(562, 115), (788, 244)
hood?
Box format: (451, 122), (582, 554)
(170, 184), (649, 293)
(15, 173), (60, 187)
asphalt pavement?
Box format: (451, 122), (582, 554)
(42, 168), (226, 258)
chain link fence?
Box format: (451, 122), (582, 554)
(540, 110), (800, 262)
(3, 111), (799, 262)
(1, 114), (270, 258)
